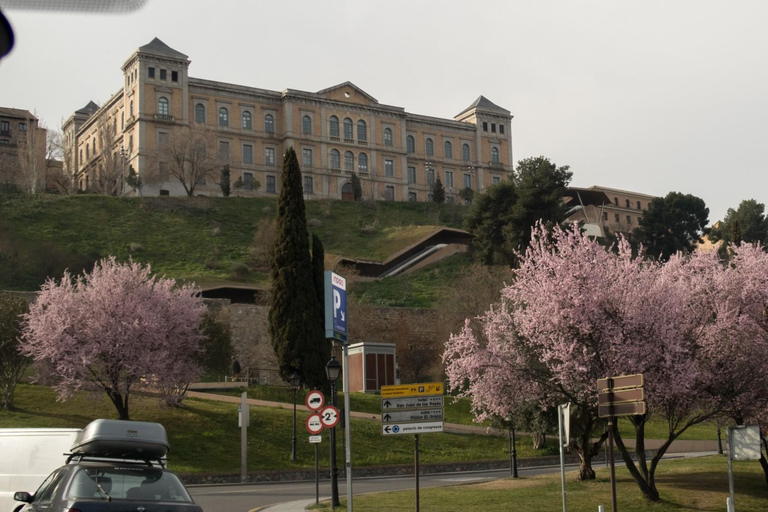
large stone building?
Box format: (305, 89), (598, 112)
(565, 185), (657, 236)
(0, 107), (47, 192)
(64, 38), (514, 201)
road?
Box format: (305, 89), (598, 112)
(188, 462), (581, 512)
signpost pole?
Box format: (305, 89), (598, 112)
(558, 404), (567, 512)
(315, 443), (320, 506)
(343, 342), (353, 511)
(609, 417), (617, 512)
(329, 380), (340, 508)
(240, 391), (248, 483)
(727, 427), (735, 511)
(414, 434), (420, 512)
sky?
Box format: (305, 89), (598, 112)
(1, 0), (766, 224)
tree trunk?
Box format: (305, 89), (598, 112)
(532, 431), (546, 450)
(613, 422), (661, 501)
(760, 438), (768, 489)
(106, 390), (130, 420)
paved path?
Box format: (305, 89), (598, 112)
(187, 391), (719, 452)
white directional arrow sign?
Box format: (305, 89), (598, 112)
(381, 396), (444, 410)
(382, 421), (444, 435)
(381, 408), (444, 423)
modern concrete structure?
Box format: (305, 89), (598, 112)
(64, 37), (514, 201)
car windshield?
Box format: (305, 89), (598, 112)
(68, 467), (192, 502)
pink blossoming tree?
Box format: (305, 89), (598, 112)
(21, 257), (206, 420)
(444, 224), (768, 500)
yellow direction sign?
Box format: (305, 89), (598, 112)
(381, 382), (444, 398)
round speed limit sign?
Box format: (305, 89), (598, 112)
(320, 405), (340, 429)
(306, 413), (323, 435)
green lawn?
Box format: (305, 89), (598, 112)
(0, 384), (554, 474)
(0, 194), (468, 293)
(314, 456), (768, 511)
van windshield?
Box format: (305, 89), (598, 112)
(68, 467), (192, 502)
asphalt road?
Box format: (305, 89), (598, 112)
(188, 462), (582, 512)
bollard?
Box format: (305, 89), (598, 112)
(598, 506), (605, 512)
(726, 497), (734, 512)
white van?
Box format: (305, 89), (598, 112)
(0, 428), (82, 512)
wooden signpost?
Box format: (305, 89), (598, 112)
(597, 374), (646, 512)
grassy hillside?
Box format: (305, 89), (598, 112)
(0, 193), (467, 293)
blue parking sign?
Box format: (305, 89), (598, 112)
(324, 271), (348, 343)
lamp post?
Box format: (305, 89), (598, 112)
(289, 372), (302, 462)
(325, 356), (342, 508)
(504, 416), (518, 478)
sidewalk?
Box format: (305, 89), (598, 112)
(251, 499), (319, 512)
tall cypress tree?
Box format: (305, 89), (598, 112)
(268, 147), (329, 388)
(312, 233), (325, 322)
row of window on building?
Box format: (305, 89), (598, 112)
(614, 197), (650, 210)
(0, 120), (27, 135)
(604, 212), (638, 226)
(187, 103), (501, 163)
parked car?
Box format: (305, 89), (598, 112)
(11, 419), (202, 512)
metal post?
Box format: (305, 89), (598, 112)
(343, 342), (353, 511)
(558, 404), (567, 512)
(727, 427), (735, 511)
(330, 381), (340, 507)
(240, 391), (248, 483)
(415, 434), (420, 512)
(315, 443), (320, 506)
(609, 418), (617, 512)
(717, 425), (723, 455)
(291, 386), (297, 462)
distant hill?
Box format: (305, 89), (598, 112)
(0, 194), (467, 296)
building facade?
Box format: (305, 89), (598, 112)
(0, 107), (47, 192)
(64, 38), (514, 201)
(565, 185), (657, 236)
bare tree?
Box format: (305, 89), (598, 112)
(90, 115), (125, 196)
(148, 124), (222, 196)
(17, 114), (47, 194)
(45, 125), (80, 195)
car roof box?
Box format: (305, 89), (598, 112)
(71, 420), (169, 460)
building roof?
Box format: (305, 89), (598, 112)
(0, 106), (36, 120)
(455, 95), (511, 117)
(138, 37), (188, 60)
(75, 100), (100, 116)
(316, 81), (379, 104)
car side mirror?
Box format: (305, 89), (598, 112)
(13, 492), (33, 503)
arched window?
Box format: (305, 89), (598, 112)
(625, 199), (631, 208)
(407, 135), (415, 153)
(330, 149), (340, 170)
(218, 107), (229, 127)
(242, 111), (252, 130)
(425, 138), (434, 156)
(383, 127), (393, 146)
(444, 141), (453, 159)
(85, 144), (89, 159)
(343, 118), (353, 140)
(329, 116), (339, 137)
(637, 201), (642, 210)
(358, 152), (368, 172)
(357, 120), (367, 141)
(614, 197), (619, 206)
(264, 114), (275, 134)
(462, 143), (470, 161)
(491, 147), (499, 163)
(157, 97), (169, 116)
(302, 115), (312, 135)
(344, 151), (354, 171)
(129, 100), (134, 115)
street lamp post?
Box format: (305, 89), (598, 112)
(325, 356), (342, 508)
(504, 416), (518, 478)
(289, 372), (302, 462)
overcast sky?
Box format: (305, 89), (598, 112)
(2, 0), (766, 223)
